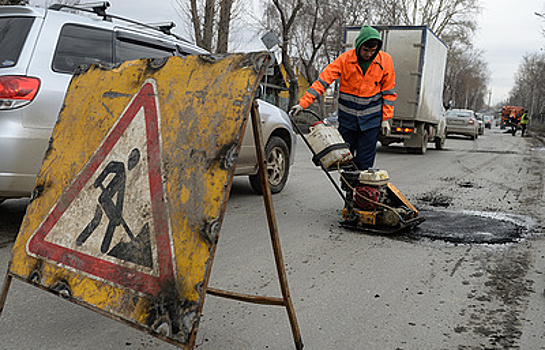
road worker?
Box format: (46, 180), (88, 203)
(508, 109), (521, 136)
(290, 25), (396, 170)
(520, 110), (529, 137)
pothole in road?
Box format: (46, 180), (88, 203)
(418, 193), (452, 208)
(408, 210), (539, 244)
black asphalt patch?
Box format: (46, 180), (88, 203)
(409, 210), (538, 244)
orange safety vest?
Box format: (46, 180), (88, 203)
(299, 49), (396, 131)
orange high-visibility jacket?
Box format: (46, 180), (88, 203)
(299, 49), (396, 131)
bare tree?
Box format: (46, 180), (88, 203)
(182, 0), (487, 115)
(509, 53), (545, 123)
(322, 0), (376, 60)
(188, 0), (215, 51)
(217, 0), (234, 53)
(290, 0), (338, 116)
(268, 0), (303, 109)
(260, 0), (374, 113)
(176, 0), (244, 53)
(443, 45), (489, 111)
(374, 0), (480, 40)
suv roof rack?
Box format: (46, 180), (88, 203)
(48, 1), (190, 43)
(146, 22), (176, 36)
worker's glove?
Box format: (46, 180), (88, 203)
(381, 120), (391, 136)
(289, 104), (304, 117)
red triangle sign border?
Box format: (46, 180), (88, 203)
(26, 79), (174, 296)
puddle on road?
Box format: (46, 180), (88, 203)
(407, 210), (540, 244)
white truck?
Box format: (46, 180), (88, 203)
(344, 25), (448, 154)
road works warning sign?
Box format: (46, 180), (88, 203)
(26, 81), (173, 296)
(8, 53), (266, 348)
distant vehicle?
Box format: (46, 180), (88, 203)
(0, 3), (296, 202)
(501, 105), (523, 135)
(482, 115), (493, 129)
(445, 109), (480, 140)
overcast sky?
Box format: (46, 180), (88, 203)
(32, 0), (545, 105)
(474, 0), (544, 104)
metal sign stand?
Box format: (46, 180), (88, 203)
(205, 101), (303, 350)
(0, 269), (11, 316)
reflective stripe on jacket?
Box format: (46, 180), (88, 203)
(299, 49), (396, 131)
(521, 113), (529, 124)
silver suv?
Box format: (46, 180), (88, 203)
(0, 2), (295, 202)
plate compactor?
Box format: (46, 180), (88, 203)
(291, 111), (425, 234)
(338, 168), (424, 234)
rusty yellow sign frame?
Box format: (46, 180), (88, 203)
(0, 53), (302, 349)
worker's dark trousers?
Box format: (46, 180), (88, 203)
(338, 125), (381, 170)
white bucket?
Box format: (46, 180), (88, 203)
(307, 121), (353, 169)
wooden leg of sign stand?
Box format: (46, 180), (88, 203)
(206, 101), (303, 350)
(0, 269), (12, 317)
(249, 101), (303, 349)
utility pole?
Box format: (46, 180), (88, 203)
(488, 90), (492, 110)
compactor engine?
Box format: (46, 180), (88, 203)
(339, 169), (423, 233)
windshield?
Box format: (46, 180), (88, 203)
(0, 17), (34, 68)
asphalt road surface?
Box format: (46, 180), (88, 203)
(1, 126), (544, 349)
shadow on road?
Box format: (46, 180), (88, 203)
(228, 177), (265, 199)
(377, 144), (452, 154)
(0, 198), (29, 247)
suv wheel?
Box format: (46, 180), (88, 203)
(249, 136), (290, 194)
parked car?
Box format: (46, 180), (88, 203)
(0, 3), (296, 202)
(445, 109), (480, 140)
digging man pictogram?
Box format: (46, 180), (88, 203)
(76, 148), (152, 267)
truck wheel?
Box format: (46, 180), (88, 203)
(419, 130), (428, 154)
(435, 135), (445, 150)
(380, 140), (392, 147)
(249, 136), (290, 194)
(406, 130), (428, 154)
